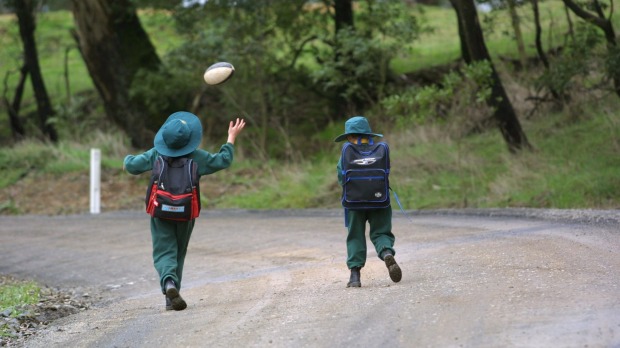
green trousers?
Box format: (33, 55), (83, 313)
(150, 217), (195, 294)
(345, 206), (395, 269)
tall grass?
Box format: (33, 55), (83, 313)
(1, 93), (618, 211)
(0, 130), (131, 190)
(207, 95), (619, 210)
(395, 97), (620, 209)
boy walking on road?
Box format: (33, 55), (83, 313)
(124, 111), (245, 310)
(335, 116), (402, 287)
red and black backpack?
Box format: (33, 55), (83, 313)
(145, 155), (200, 221)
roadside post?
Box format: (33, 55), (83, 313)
(90, 148), (101, 214)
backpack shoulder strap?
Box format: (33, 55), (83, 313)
(188, 159), (199, 187)
(376, 142), (390, 170)
(341, 142), (353, 155)
(152, 155), (165, 182)
(340, 143), (352, 174)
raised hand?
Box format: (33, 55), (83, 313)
(227, 118), (246, 144)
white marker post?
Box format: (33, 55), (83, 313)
(90, 148), (101, 214)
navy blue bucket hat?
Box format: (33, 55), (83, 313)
(334, 116), (383, 142)
(154, 111), (203, 157)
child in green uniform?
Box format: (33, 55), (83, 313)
(335, 116), (402, 287)
(124, 111), (245, 310)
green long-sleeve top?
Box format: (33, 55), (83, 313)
(337, 156), (344, 186)
(124, 143), (235, 177)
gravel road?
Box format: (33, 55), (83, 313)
(0, 209), (619, 347)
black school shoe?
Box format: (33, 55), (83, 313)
(382, 251), (402, 283)
(347, 267), (361, 288)
(165, 296), (173, 311)
(164, 279), (187, 311)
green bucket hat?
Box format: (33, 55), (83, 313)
(334, 116), (383, 142)
(154, 111), (203, 157)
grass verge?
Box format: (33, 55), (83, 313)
(0, 276), (40, 339)
(1, 95), (619, 214)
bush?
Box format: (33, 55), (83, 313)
(381, 60), (494, 137)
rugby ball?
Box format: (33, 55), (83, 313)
(203, 62), (235, 85)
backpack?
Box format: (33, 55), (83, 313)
(145, 155), (200, 221)
(340, 142), (391, 210)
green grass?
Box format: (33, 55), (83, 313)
(205, 96), (619, 210)
(0, 277), (40, 338)
(0, 10), (184, 141)
(392, 2), (620, 73)
(0, 12), (91, 102)
(0, 130), (131, 190)
(0, 281), (40, 313)
(1, 94), (618, 211)
(215, 156), (339, 209)
(0, 9), (182, 100)
(395, 100), (620, 209)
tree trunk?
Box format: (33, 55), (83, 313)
(532, 0), (549, 69)
(334, 0), (354, 32)
(332, 0), (358, 115)
(564, 2), (575, 43)
(450, 0), (531, 153)
(562, 0), (620, 98)
(562, 0), (616, 47)
(532, 0), (563, 103)
(14, 0), (58, 142)
(453, 2), (471, 64)
(3, 65), (28, 140)
(507, 0), (527, 69)
(70, 0), (162, 148)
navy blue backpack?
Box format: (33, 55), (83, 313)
(340, 142), (391, 210)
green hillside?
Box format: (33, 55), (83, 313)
(0, 5), (619, 214)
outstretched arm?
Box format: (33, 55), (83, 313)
(123, 148), (157, 175)
(227, 118), (246, 145)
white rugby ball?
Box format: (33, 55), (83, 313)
(203, 62), (235, 85)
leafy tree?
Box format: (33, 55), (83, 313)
(9, 0), (58, 142)
(538, 23), (602, 103)
(478, 0), (527, 67)
(562, 0), (620, 98)
(70, 0), (162, 148)
(450, 0), (531, 152)
(333, 0), (354, 32)
(323, 0), (355, 116)
(313, 0), (421, 115)
(62, 0), (420, 159)
(506, 0), (527, 68)
(531, 0), (563, 105)
(2, 64), (27, 141)
(382, 60), (495, 133)
(165, 0), (330, 159)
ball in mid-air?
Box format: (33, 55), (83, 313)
(203, 62), (235, 85)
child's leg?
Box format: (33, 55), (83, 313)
(174, 220), (194, 290)
(151, 218), (194, 293)
(151, 218), (180, 294)
(368, 207), (402, 282)
(368, 206), (395, 258)
(346, 210), (368, 269)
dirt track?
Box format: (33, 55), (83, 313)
(1, 209), (619, 347)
